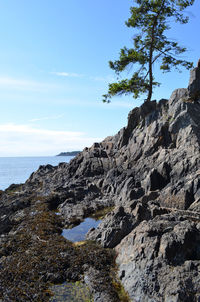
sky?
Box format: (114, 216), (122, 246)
(0, 0), (199, 156)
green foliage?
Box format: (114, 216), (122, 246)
(103, 0), (194, 103)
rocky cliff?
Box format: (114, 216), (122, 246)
(1, 68), (200, 301)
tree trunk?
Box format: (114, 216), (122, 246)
(147, 48), (153, 102)
(146, 0), (165, 103)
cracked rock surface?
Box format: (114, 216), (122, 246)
(1, 68), (200, 301)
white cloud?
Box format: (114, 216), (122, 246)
(51, 71), (115, 83)
(0, 123), (102, 156)
(0, 76), (57, 92)
(89, 75), (116, 83)
(29, 114), (64, 122)
(51, 72), (84, 78)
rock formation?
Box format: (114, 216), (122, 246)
(1, 68), (200, 301)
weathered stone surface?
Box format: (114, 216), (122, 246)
(86, 206), (136, 248)
(1, 68), (200, 301)
(84, 267), (117, 302)
(86, 201), (170, 249)
(115, 212), (200, 302)
(188, 67), (200, 100)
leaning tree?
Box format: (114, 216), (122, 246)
(103, 0), (194, 103)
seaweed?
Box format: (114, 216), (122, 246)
(0, 196), (129, 301)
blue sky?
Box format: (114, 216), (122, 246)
(0, 0), (199, 156)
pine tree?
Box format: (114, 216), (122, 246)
(103, 0), (194, 103)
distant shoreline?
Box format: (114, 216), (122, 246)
(56, 151), (81, 156)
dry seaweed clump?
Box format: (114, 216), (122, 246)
(112, 279), (131, 302)
(50, 281), (93, 302)
(0, 200), (77, 301)
(0, 197), (127, 301)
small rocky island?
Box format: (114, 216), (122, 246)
(56, 151), (81, 156)
(1, 67), (200, 301)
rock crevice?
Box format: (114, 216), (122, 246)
(1, 68), (200, 301)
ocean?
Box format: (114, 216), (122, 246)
(0, 156), (73, 191)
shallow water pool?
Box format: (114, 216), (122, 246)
(62, 218), (101, 242)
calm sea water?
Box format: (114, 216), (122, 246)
(0, 156), (73, 191)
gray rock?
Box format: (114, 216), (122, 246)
(86, 206), (136, 248)
(188, 67), (200, 100)
(84, 267), (116, 302)
(116, 212), (200, 302)
(1, 68), (200, 301)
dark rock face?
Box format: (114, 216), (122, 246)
(86, 205), (136, 248)
(116, 211), (200, 302)
(1, 68), (200, 301)
(188, 67), (200, 100)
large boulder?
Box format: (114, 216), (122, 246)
(116, 212), (200, 302)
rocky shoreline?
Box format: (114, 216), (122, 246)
(1, 68), (200, 301)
